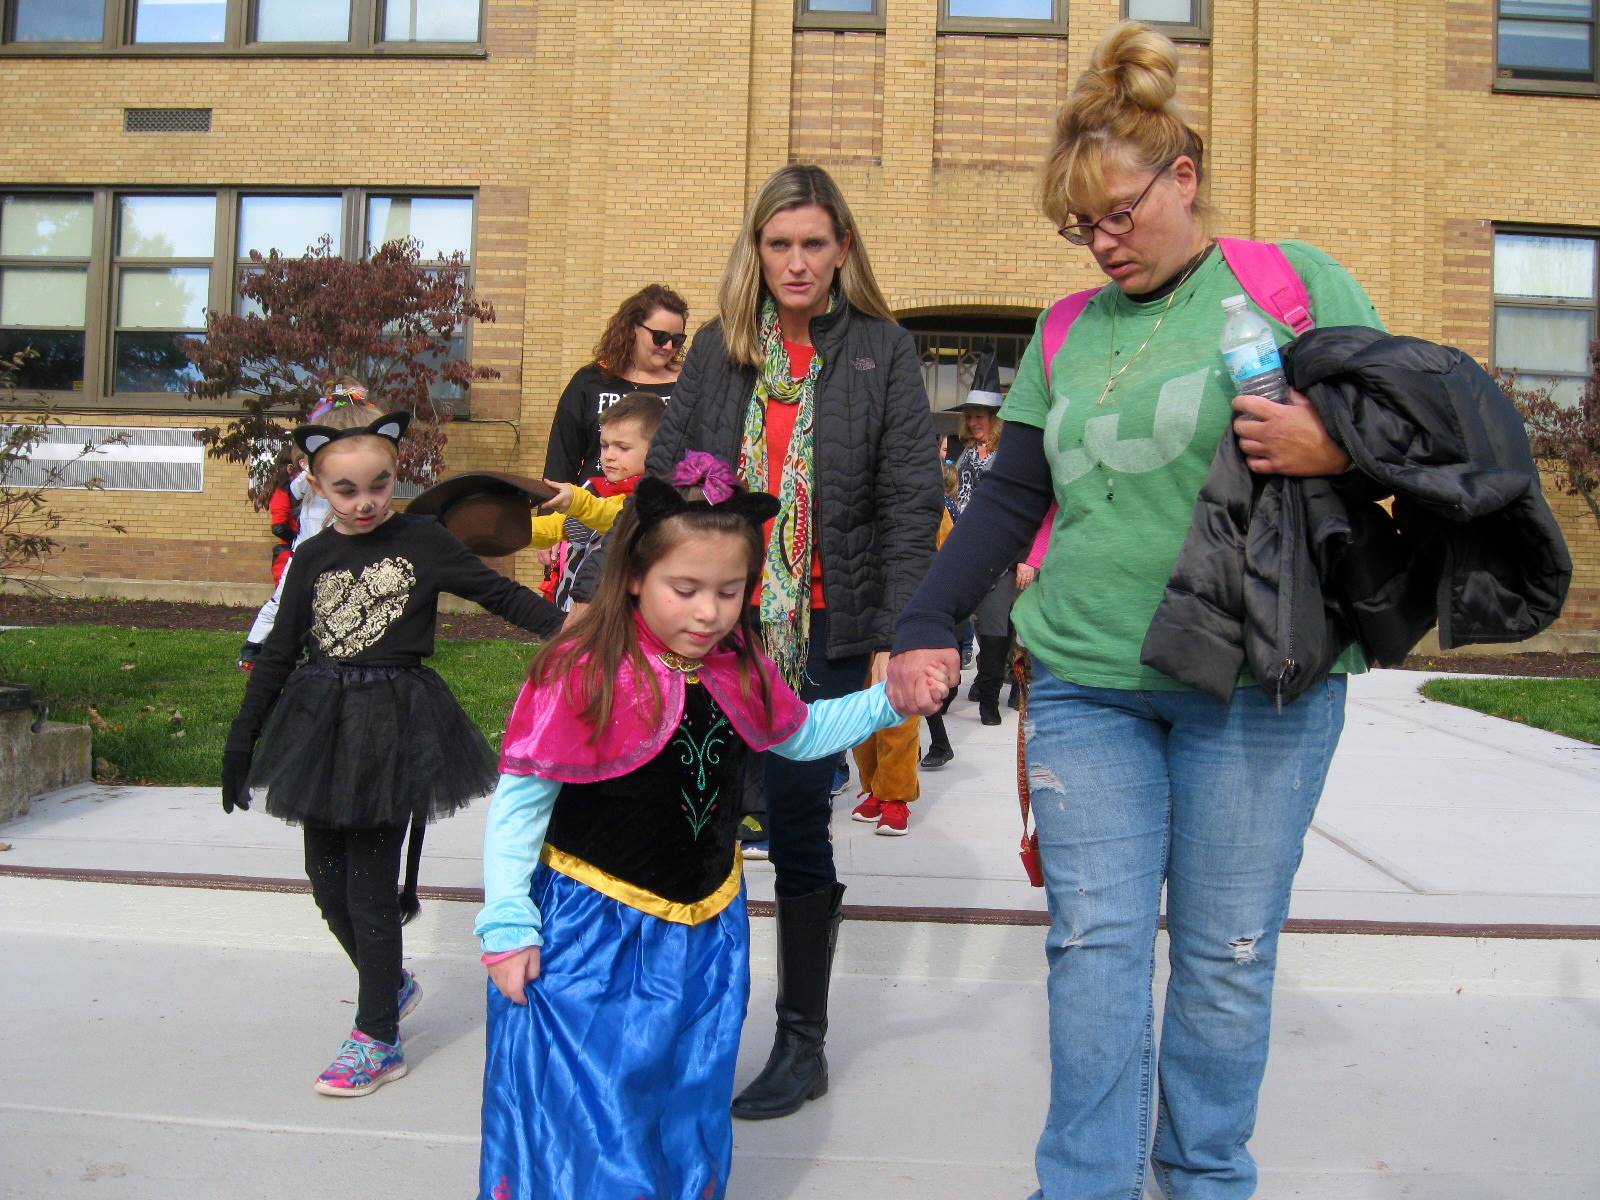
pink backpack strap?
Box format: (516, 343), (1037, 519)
(1216, 238), (1314, 335)
(1040, 288), (1099, 386)
(1025, 504), (1056, 570)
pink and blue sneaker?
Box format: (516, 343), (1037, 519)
(397, 969), (422, 1021)
(313, 1030), (406, 1097)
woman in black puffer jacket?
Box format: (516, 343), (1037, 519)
(647, 163), (942, 1121)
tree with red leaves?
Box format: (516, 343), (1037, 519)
(1500, 341), (1600, 531)
(188, 236), (499, 502)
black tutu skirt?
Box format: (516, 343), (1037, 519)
(248, 661), (497, 829)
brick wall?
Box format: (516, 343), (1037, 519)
(3, 0), (1596, 635)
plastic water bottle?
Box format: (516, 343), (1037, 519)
(1219, 295), (1290, 403)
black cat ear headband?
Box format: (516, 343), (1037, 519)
(632, 471), (780, 535)
(291, 411), (412, 463)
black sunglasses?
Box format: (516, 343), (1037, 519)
(642, 326), (687, 350)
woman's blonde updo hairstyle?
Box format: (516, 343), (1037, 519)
(1040, 22), (1210, 229)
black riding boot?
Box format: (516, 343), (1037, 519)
(974, 634), (1009, 725)
(731, 882), (846, 1120)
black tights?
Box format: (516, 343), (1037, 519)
(302, 823), (407, 1045)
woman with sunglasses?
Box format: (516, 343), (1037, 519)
(647, 162), (943, 1121)
(888, 21), (1383, 1199)
(543, 283), (688, 485)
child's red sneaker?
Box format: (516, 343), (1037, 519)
(850, 792), (883, 823)
(876, 800), (910, 836)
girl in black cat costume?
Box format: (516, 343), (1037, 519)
(222, 405), (563, 1097)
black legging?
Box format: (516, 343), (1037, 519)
(302, 822), (407, 1044)
(762, 610), (867, 899)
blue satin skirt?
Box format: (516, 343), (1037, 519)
(479, 865), (750, 1200)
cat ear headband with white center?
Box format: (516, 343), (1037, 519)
(291, 411), (412, 464)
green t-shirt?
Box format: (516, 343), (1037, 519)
(1001, 241), (1385, 690)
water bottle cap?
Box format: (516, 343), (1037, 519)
(1221, 294), (1247, 311)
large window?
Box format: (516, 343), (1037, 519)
(938, 0), (1066, 35)
(0, 0), (482, 51)
(0, 187), (478, 407)
(0, 194), (93, 392)
(1497, 1), (1598, 92)
(1494, 230), (1597, 406)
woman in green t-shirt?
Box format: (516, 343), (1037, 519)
(888, 20), (1383, 1200)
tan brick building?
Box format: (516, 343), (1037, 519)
(1, 0), (1596, 638)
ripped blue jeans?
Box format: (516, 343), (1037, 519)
(1023, 661), (1346, 1200)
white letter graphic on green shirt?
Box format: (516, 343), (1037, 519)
(1044, 366), (1208, 486)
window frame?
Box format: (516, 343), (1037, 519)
(1491, 224), (1600, 406)
(0, 185), (481, 415)
(0, 190), (104, 397)
(794, 0), (883, 32)
(1495, 0), (1600, 97)
(937, 0), (1066, 37)
(0, 0), (487, 57)
(1122, 0), (1209, 42)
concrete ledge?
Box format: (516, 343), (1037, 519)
(27, 721), (90, 798)
(1410, 627), (1600, 655)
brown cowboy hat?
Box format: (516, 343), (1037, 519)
(406, 471), (558, 558)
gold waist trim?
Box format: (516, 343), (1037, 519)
(540, 844), (743, 926)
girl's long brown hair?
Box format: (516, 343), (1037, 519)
(526, 486), (773, 741)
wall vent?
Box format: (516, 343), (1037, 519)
(123, 108), (213, 134)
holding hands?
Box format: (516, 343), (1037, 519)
(887, 647), (961, 717)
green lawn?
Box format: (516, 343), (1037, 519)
(1419, 676), (1600, 746)
(0, 625), (537, 786)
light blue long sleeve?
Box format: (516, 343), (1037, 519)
(771, 682), (903, 761)
(475, 772), (560, 954)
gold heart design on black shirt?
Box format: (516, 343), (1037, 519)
(312, 557), (417, 657)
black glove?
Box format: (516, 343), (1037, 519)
(221, 749), (254, 814)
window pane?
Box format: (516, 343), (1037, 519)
(948, 0), (1054, 17)
(382, 0), (479, 41)
(119, 267), (210, 329)
(238, 195), (343, 257)
(1499, 19), (1594, 72)
(804, 0), (877, 10)
(118, 195), (217, 258)
(1128, 0), (1195, 21)
(0, 195), (93, 257)
(132, 0), (227, 42)
(1494, 234), (1596, 300)
(255, 0), (352, 40)
(1509, 373), (1586, 406)
(0, 268), (88, 327)
(114, 332), (204, 393)
(1495, 305), (1594, 374)
(11, 0), (104, 41)
(0, 329), (86, 391)
(1501, 1), (1593, 18)
(366, 196), (473, 259)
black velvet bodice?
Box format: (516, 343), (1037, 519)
(545, 682), (746, 906)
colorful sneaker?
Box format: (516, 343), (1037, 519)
(237, 641), (261, 673)
(876, 800), (910, 836)
(851, 792), (884, 823)
(397, 969), (422, 1021)
(313, 1030), (407, 1097)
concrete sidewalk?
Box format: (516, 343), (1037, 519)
(1, 668), (1597, 1198)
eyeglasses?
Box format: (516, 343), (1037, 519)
(642, 326), (687, 350)
(1057, 158), (1176, 246)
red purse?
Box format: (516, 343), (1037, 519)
(1013, 655), (1044, 888)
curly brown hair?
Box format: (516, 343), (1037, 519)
(591, 283), (689, 378)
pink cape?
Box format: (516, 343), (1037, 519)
(498, 617), (808, 783)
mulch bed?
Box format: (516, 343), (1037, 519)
(2, 595), (1596, 677)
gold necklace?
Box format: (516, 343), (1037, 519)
(658, 649), (702, 680)
(1097, 242), (1213, 406)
